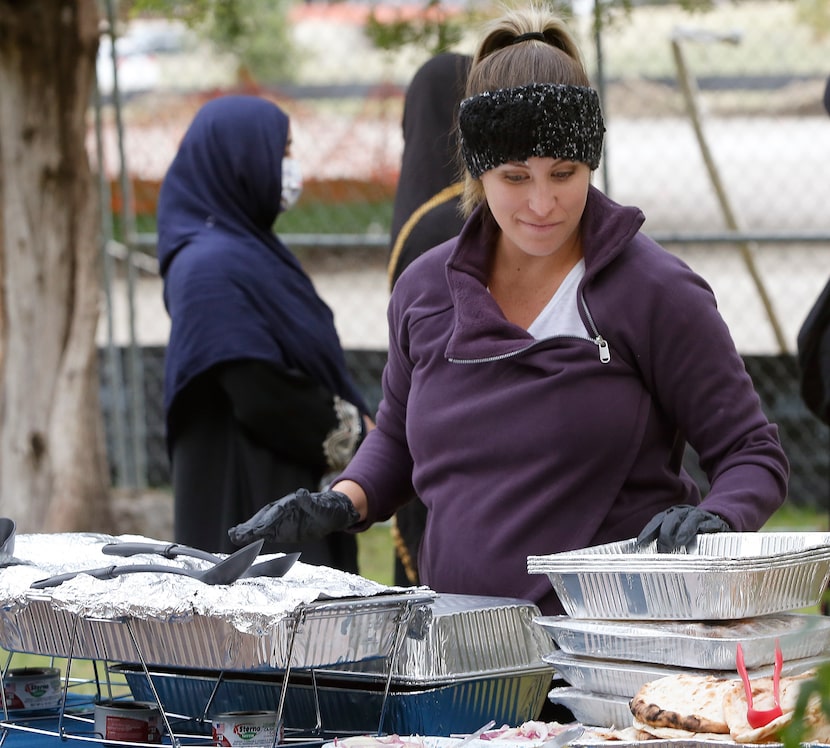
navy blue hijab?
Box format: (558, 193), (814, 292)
(157, 95), (367, 423)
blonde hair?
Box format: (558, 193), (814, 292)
(459, 6), (590, 216)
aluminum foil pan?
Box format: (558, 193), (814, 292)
(547, 686), (632, 730)
(534, 614), (830, 668)
(0, 533), (434, 670)
(320, 594), (554, 684)
(117, 662), (553, 737)
(528, 533), (830, 569)
(543, 650), (829, 699)
(527, 533), (830, 619)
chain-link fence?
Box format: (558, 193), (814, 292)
(94, 0), (830, 513)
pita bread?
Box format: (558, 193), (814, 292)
(722, 670), (830, 744)
(631, 718), (734, 742)
(630, 673), (734, 734)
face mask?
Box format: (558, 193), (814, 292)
(280, 157), (303, 212)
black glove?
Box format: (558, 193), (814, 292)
(228, 488), (360, 546)
(636, 504), (731, 553)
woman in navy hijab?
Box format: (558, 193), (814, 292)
(156, 94), (372, 569)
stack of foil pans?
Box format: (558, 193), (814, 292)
(119, 594), (556, 737)
(534, 614), (830, 670)
(527, 532), (830, 619)
(525, 532), (830, 729)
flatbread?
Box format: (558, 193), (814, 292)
(631, 718), (734, 742)
(630, 673), (734, 734)
(722, 670), (830, 744)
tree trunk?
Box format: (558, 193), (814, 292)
(0, 0), (114, 533)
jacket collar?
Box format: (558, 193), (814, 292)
(444, 186), (644, 362)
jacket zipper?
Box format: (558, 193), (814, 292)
(580, 289), (611, 364)
(448, 289), (612, 365)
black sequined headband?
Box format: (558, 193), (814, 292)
(458, 83), (605, 177)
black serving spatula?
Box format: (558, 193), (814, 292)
(30, 539), (264, 589)
(101, 541), (300, 579)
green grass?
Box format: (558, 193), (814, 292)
(357, 521), (396, 586)
(763, 502), (828, 532)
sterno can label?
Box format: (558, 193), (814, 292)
(94, 700), (163, 744)
(2, 667), (61, 713)
(212, 711), (282, 747)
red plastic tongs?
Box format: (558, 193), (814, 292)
(736, 640), (784, 729)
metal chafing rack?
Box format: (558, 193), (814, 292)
(0, 533), (435, 747)
(115, 594), (556, 738)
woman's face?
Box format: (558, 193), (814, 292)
(480, 157), (591, 260)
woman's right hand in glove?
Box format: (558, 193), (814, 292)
(227, 483), (367, 546)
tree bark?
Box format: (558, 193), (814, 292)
(0, 0), (114, 532)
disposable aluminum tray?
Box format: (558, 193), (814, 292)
(543, 650), (829, 699)
(118, 661), (554, 737)
(116, 594), (555, 736)
(527, 533), (830, 619)
(534, 614), (830, 669)
(0, 593), (433, 671)
(547, 686), (632, 730)
(322, 593), (554, 684)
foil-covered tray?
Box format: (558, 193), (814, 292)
(543, 650), (828, 699)
(527, 533), (830, 619)
(534, 614), (830, 669)
(0, 594), (433, 671)
(547, 686), (632, 730)
(0, 533), (434, 670)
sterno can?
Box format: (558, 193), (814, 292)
(2, 667), (62, 713)
(212, 711), (282, 747)
(94, 700), (163, 744)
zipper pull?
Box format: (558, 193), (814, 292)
(595, 335), (611, 363)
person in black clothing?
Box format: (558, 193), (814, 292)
(387, 52), (472, 585)
(389, 52), (472, 288)
(156, 95), (373, 568)
(797, 75), (830, 425)
(796, 74), (830, 614)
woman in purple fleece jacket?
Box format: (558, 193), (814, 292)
(228, 7), (789, 615)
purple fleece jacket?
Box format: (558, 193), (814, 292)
(339, 186), (789, 614)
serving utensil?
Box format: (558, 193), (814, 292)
(0, 516), (28, 569)
(30, 539), (264, 589)
(453, 719), (496, 747)
(539, 724), (585, 748)
(736, 640), (783, 729)
(102, 541), (300, 578)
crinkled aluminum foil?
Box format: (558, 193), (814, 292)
(0, 532), (428, 637)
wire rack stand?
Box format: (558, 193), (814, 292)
(0, 592), (434, 748)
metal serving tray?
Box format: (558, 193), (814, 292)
(547, 686), (632, 730)
(116, 594), (555, 736)
(534, 614), (830, 669)
(324, 593), (554, 684)
(0, 593), (433, 671)
(527, 533), (830, 619)
(118, 662), (554, 737)
(543, 650), (828, 699)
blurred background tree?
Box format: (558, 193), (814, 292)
(134, 0), (295, 84)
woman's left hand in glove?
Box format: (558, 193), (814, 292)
(636, 504), (731, 553)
